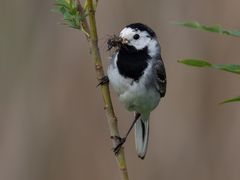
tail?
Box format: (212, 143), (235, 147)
(134, 112), (150, 159)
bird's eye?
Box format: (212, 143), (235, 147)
(133, 34), (140, 40)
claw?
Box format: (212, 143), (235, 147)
(113, 137), (126, 155)
(96, 76), (109, 87)
(111, 136), (126, 155)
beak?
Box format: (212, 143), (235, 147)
(121, 38), (129, 44)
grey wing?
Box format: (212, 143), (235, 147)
(154, 55), (167, 97)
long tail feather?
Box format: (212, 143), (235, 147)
(134, 113), (150, 159)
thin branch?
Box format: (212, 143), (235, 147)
(86, 0), (129, 180)
(76, 0), (90, 38)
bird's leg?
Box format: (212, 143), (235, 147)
(96, 75), (109, 87)
(112, 113), (141, 155)
(111, 136), (126, 155)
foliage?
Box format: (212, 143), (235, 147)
(54, 0), (84, 29)
(178, 59), (240, 74)
(174, 21), (240, 37)
(175, 21), (240, 103)
(220, 96), (240, 104)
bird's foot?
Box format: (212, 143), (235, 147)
(111, 136), (126, 155)
(96, 76), (109, 87)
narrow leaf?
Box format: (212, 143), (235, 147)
(174, 21), (240, 37)
(219, 96), (240, 104)
(178, 59), (211, 67)
(178, 59), (240, 75)
(212, 64), (240, 74)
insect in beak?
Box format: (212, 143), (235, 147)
(107, 35), (126, 51)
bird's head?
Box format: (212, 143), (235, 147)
(118, 23), (160, 57)
(107, 23), (160, 57)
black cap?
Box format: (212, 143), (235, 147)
(126, 23), (156, 37)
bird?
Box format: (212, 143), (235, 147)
(106, 23), (167, 159)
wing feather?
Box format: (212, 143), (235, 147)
(154, 55), (167, 97)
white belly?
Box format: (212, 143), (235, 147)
(107, 61), (160, 113)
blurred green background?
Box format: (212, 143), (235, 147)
(1, 0), (240, 180)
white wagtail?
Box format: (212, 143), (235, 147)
(105, 23), (167, 159)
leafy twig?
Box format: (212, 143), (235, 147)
(55, 0), (83, 29)
(76, 0), (90, 38)
(173, 21), (240, 37)
(178, 59), (240, 103)
(178, 59), (240, 74)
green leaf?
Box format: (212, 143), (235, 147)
(178, 59), (240, 75)
(212, 64), (240, 74)
(219, 96), (240, 104)
(173, 21), (240, 37)
(178, 59), (211, 67)
(227, 30), (240, 37)
(54, 0), (88, 30)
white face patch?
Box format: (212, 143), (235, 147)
(119, 27), (159, 54)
